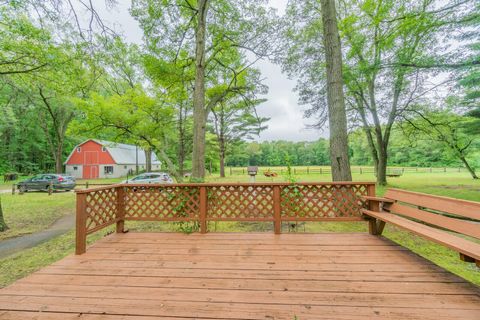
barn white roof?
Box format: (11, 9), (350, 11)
(65, 139), (161, 165)
(94, 140), (161, 165)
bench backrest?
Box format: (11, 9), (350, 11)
(384, 189), (480, 239)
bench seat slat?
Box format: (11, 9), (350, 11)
(389, 203), (480, 240)
(385, 189), (480, 220)
(362, 209), (480, 261)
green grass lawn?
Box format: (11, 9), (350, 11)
(0, 191), (75, 241)
(0, 169), (478, 288)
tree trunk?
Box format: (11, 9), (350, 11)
(157, 148), (182, 182)
(320, 0), (352, 181)
(459, 154), (478, 179)
(0, 195), (8, 232)
(377, 149), (388, 185)
(219, 138), (226, 178)
(145, 148), (152, 172)
(55, 144), (63, 174)
(191, 0), (209, 181)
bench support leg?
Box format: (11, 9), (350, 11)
(377, 221), (386, 235)
(368, 219), (378, 235)
(368, 219), (386, 236)
(459, 253), (476, 263)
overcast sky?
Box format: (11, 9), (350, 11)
(98, 0), (323, 142)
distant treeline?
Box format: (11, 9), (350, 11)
(225, 130), (478, 169)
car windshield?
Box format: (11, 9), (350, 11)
(132, 175), (145, 181)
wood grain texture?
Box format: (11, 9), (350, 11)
(1, 232), (479, 320)
(362, 209), (480, 260)
(385, 188), (480, 220)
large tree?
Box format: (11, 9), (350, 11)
(131, 0), (275, 180)
(282, 0), (476, 185)
(73, 87), (181, 180)
(319, 0), (352, 181)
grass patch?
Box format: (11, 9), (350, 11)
(0, 192), (75, 240)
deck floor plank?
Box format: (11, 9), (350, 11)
(1, 232), (479, 319)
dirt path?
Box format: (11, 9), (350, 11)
(0, 214), (75, 259)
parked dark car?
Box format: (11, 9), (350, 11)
(17, 174), (76, 192)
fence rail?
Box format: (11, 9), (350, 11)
(228, 166), (467, 175)
(75, 182), (375, 254)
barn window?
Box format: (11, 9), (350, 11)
(102, 146), (107, 152)
(73, 166), (78, 171)
(104, 166), (114, 175)
(77, 147), (81, 152)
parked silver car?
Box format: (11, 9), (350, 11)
(123, 172), (174, 184)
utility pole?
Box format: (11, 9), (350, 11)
(135, 145), (139, 174)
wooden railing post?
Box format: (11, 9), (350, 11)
(200, 186), (207, 233)
(76, 192), (87, 255)
(366, 184), (379, 235)
(273, 185), (281, 234)
(116, 186), (125, 233)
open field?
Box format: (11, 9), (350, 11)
(0, 169), (478, 288)
(0, 192), (74, 241)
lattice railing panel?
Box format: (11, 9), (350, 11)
(85, 187), (118, 234)
(207, 185), (274, 220)
(280, 184), (368, 220)
(124, 186), (200, 220)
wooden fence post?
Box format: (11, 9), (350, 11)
(85, 181), (89, 189)
(11, 184), (15, 195)
(366, 184), (379, 235)
(76, 192), (87, 255)
(48, 181), (53, 195)
(273, 185), (281, 234)
(199, 186), (207, 233)
(116, 186), (125, 233)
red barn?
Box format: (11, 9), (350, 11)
(64, 139), (161, 179)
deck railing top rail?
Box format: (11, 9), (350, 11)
(75, 182), (375, 254)
(75, 181), (376, 194)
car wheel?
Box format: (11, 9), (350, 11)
(18, 185), (27, 193)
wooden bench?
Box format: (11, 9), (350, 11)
(361, 188), (480, 267)
(386, 170), (403, 178)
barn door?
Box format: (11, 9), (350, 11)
(83, 165), (99, 179)
(83, 151), (99, 179)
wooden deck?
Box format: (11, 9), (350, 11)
(0, 232), (479, 320)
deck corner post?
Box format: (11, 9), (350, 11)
(199, 186), (207, 233)
(273, 185), (282, 234)
(366, 184), (380, 235)
(75, 192), (87, 255)
(116, 186), (126, 233)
